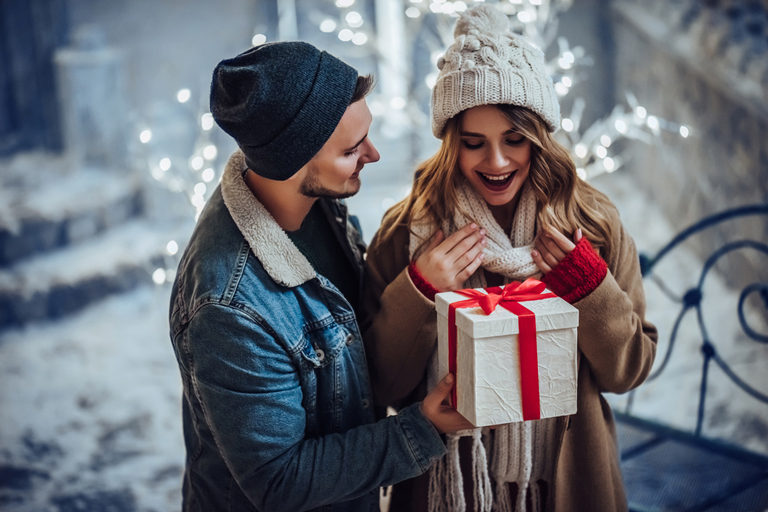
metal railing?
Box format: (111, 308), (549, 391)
(626, 203), (768, 436)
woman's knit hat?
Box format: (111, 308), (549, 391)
(431, 4), (560, 137)
(210, 42), (358, 181)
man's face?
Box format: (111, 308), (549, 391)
(299, 99), (380, 199)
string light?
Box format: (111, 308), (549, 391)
(635, 106), (647, 118)
(191, 194), (205, 208)
(595, 145), (608, 159)
(561, 118), (574, 132)
(177, 89), (191, 103)
(352, 32), (368, 45)
(159, 158), (171, 171)
(600, 135), (612, 147)
(338, 29), (354, 41)
(190, 156), (204, 170)
(203, 145), (218, 160)
(251, 34), (267, 46)
(320, 19), (337, 32)
(615, 120), (628, 134)
(139, 130), (152, 143)
(390, 97), (407, 110)
(166, 241), (179, 255)
(202, 168), (215, 182)
(346, 11), (363, 27)
(335, 0), (355, 7)
(680, 126), (690, 138)
(201, 113), (214, 131)
(406, 7), (421, 17)
(574, 143), (588, 158)
(152, 268), (167, 285)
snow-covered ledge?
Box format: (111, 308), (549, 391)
(612, 0), (768, 119)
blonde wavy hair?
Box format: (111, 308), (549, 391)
(381, 105), (616, 262)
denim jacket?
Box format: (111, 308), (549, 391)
(169, 151), (446, 512)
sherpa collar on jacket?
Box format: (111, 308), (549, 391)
(220, 150), (316, 288)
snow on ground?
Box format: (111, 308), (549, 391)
(0, 285), (184, 511)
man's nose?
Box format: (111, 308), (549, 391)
(362, 139), (380, 164)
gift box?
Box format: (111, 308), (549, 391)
(436, 278), (579, 427)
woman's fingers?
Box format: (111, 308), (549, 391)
(535, 237), (561, 268)
(455, 251), (485, 286)
(415, 223), (486, 291)
(441, 224), (485, 261)
(538, 234), (568, 261)
(545, 229), (577, 253)
(531, 248), (551, 274)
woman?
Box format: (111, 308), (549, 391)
(360, 5), (658, 512)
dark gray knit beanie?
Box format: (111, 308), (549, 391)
(210, 42), (358, 181)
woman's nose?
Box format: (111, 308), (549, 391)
(486, 145), (508, 170)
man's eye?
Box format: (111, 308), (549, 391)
(345, 148), (360, 157)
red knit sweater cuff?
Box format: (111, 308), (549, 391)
(541, 237), (607, 304)
(408, 262), (439, 302)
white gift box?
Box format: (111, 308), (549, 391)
(436, 282), (579, 427)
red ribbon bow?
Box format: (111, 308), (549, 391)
(448, 278), (556, 421)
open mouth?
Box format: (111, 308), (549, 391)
(477, 170), (515, 191)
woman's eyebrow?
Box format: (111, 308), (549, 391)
(460, 129), (517, 137)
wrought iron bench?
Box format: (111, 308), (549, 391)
(614, 203), (768, 512)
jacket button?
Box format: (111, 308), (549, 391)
(315, 349), (325, 362)
(362, 399), (370, 408)
(345, 333), (354, 345)
(336, 216), (344, 224)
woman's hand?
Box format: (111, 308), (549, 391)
(532, 228), (582, 274)
(414, 223), (486, 292)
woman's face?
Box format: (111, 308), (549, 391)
(457, 105), (531, 206)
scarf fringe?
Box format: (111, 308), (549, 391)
(429, 434), (466, 512)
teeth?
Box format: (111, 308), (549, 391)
(482, 172), (512, 181)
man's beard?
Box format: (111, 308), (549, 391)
(299, 163), (360, 199)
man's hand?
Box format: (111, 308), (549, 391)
(420, 374), (475, 433)
(414, 223), (486, 292)
(532, 228), (582, 274)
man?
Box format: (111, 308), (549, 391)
(169, 41), (472, 511)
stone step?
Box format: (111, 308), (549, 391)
(0, 217), (192, 330)
(0, 161), (144, 267)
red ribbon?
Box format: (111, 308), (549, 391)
(447, 278), (556, 421)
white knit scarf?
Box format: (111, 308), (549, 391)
(409, 178), (556, 512)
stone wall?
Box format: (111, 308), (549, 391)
(610, 0), (768, 284)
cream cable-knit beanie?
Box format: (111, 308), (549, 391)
(431, 4), (560, 137)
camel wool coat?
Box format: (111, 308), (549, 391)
(359, 198), (658, 512)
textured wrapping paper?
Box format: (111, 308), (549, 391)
(436, 283), (579, 427)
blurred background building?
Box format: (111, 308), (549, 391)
(0, 0), (766, 510)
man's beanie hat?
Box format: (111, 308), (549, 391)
(431, 4), (560, 138)
(210, 41), (358, 181)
